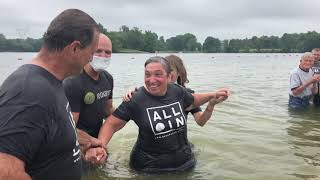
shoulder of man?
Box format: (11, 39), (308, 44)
(100, 70), (113, 81)
(0, 66), (57, 109)
(63, 74), (84, 91)
(290, 67), (299, 75)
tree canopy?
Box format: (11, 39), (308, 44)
(0, 24), (319, 53)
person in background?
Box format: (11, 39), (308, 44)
(166, 54), (221, 126)
(63, 33), (113, 165)
(90, 56), (229, 173)
(0, 9), (100, 180)
(311, 48), (320, 106)
(289, 52), (320, 109)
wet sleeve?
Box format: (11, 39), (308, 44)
(102, 71), (113, 99)
(185, 88), (202, 114)
(290, 72), (301, 90)
(109, 74), (114, 99)
(0, 106), (50, 166)
(180, 87), (194, 110)
(112, 101), (134, 122)
(63, 78), (82, 112)
(189, 106), (202, 114)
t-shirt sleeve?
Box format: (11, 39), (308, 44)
(63, 78), (82, 112)
(112, 101), (133, 122)
(290, 72), (302, 90)
(102, 71), (113, 99)
(0, 106), (50, 166)
(185, 88), (202, 114)
(179, 86), (194, 110)
(189, 106), (202, 114)
(109, 74), (114, 99)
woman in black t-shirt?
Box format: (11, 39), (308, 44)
(124, 55), (219, 126)
(91, 56), (229, 173)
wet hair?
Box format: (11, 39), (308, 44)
(43, 9), (99, 52)
(165, 54), (189, 87)
(144, 56), (172, 74)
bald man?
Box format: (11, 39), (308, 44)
(63, 33), (114, 163)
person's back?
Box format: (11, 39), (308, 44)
(0, 64), (81, 179)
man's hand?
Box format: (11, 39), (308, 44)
(312, 74), (320, 83)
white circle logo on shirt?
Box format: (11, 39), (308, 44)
(155, 123), (165, 132)
(84, 92), (96, 104)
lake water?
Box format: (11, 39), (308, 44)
(0, 53), (319, 180)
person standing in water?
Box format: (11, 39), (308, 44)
(63, 33), (114, 165)
(0, 9), (100, 180)
(311, 48), (320, 106)
(124, 54), (223, 126)
(289, 52), (320, 109)
(89, 56), (230, 172)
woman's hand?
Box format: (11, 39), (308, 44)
(84, 147), (108, 165)
(211, 88), (230, 106)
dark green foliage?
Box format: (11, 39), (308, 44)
(0, 26), (319, 53)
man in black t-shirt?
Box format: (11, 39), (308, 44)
(311, 48), (320, 106)
(63, 33), (114, 164)
(0, 9), (101, 180)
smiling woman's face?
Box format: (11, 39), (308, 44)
(144, 62), (170, 96)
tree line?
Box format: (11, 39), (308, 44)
(0, 24), (319, 53)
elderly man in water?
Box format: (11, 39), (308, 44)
(289, 52), (320, 109)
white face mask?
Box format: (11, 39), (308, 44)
(90, 56), (111, 71)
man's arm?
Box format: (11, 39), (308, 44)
(0, 153), (31, 180)
(292, 76), (319, 96)
(71, 112), (103, 152)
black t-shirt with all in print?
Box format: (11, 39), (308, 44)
(0, 64), (81, 180)
(63, 70), (113, 138)
(113, 83), (196, 172)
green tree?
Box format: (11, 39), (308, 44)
(203, 36), (221, 52)
(143, 31), (158, 53)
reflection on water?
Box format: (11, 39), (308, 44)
(287, 108), (320, 179)
(0, 53), (320, 180)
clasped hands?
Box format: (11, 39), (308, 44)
(82, 137), (108, 165)
(209, 88), (230, 106)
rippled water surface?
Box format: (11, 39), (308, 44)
(1, 53), (319, 180)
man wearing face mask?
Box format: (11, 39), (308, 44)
(63, 33), (113, 165)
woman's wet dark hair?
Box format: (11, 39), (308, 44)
(144, 56), (172, 74)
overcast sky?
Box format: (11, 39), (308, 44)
(0, 0), (319, 42)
